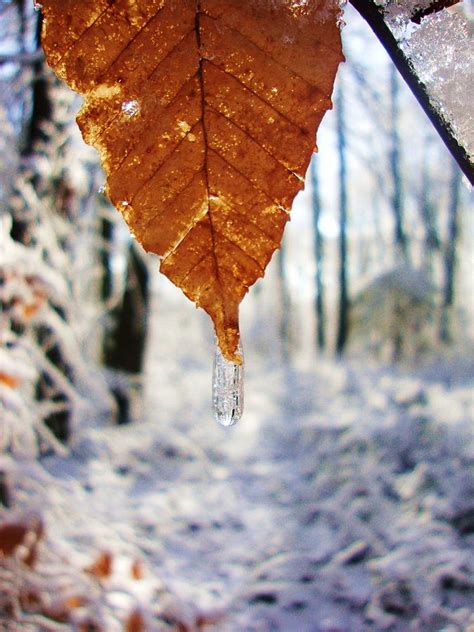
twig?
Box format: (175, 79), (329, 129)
(0, 51), (44, 67)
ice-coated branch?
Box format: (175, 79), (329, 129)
(349, 0), (473, 185)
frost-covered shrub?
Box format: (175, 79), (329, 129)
(0, 70), (116, 454)
(0, 216), (114, 455)
(349, 265), (437, 361)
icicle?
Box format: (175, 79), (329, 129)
(212, 339), (244, 427)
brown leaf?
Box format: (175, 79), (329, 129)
(85, 550), (113, 579)
(131, 558), (144, 580)
(0, 514), (44, 567)
(0, 372), (21, 389)
(19, 589), (43, 614)
(124, 608), (146, 632)
(40, 0), (342, 360)
(40, 595), (86, 624)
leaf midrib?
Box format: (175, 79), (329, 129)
(194, 1), (225, 309)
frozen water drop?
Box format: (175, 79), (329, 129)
(212, 340), (244, 427)
(121, 99), (140, 117)
(33, 2), (43, 11)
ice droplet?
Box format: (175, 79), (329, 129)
(121, 99), (140, 117)
(213, 340), (244, 427)
(33, 2), (43, 11)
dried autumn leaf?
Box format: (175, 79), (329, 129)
(124, 608), (145, 632)
(85, 550), (113, 579)
(130, 558), (144, 580)
(40, 0), (343, 361)
(0, 513), (44, 567)
(0, 371), (21, 389)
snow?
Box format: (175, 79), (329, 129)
(376, 1), (474, 160)
(405, 9), (474, 160)
(2, 285), (473, 631)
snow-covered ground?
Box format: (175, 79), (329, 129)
(2, 280), (473, 631)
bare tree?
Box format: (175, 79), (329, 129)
(419, 136), (441, 272)
(277, 239), (291, 364)
(310, 156), (326, 351)
(101, 234), (150, 424)
(389, 65), (409, 262)
(440, 159), (462, 343)
(335, 77), (349, 356)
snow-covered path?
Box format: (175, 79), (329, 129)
(143, 324), (474, 631)
(3, 289), (474, 631)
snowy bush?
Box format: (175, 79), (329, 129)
(349, 265), (438, 361)
(0, 216), (114, 456)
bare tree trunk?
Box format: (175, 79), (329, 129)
(389, 65), (409, 263)
(335, 78), (349, 356)
(20, 13), (51, 157)
(389, 66), (409, 362)
(101, 236), (150, 424)
(310, 156), (325, 351)
(277, 239), (291, 364)
(103, 243), (149, 374)
(419, 138), (441, 272)
(439, 161), (462, 343)
(10, 1), (37, 244)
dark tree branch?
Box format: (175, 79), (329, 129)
(349, 0), (473, 185)
(0, 51), (44, 66)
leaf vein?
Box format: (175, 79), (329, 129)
(214, 231), (265, 275)
(205, 13), (327, 91)
(143, 169), (205, 233)
(129, 122), (202, 205)
(90, 29), (197, 145)
(104, 70), (200, 176)
(211, 198), (281, 247)
(207, 147), (290, 211)
(176, 250), (212, 285)
(94, 6), (172, 84)
(206, 104), (303, 181)
(53, 3), (117, 66)
(205, 59), (308, 139)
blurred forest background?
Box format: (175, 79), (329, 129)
(0, 1), (473, 631)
